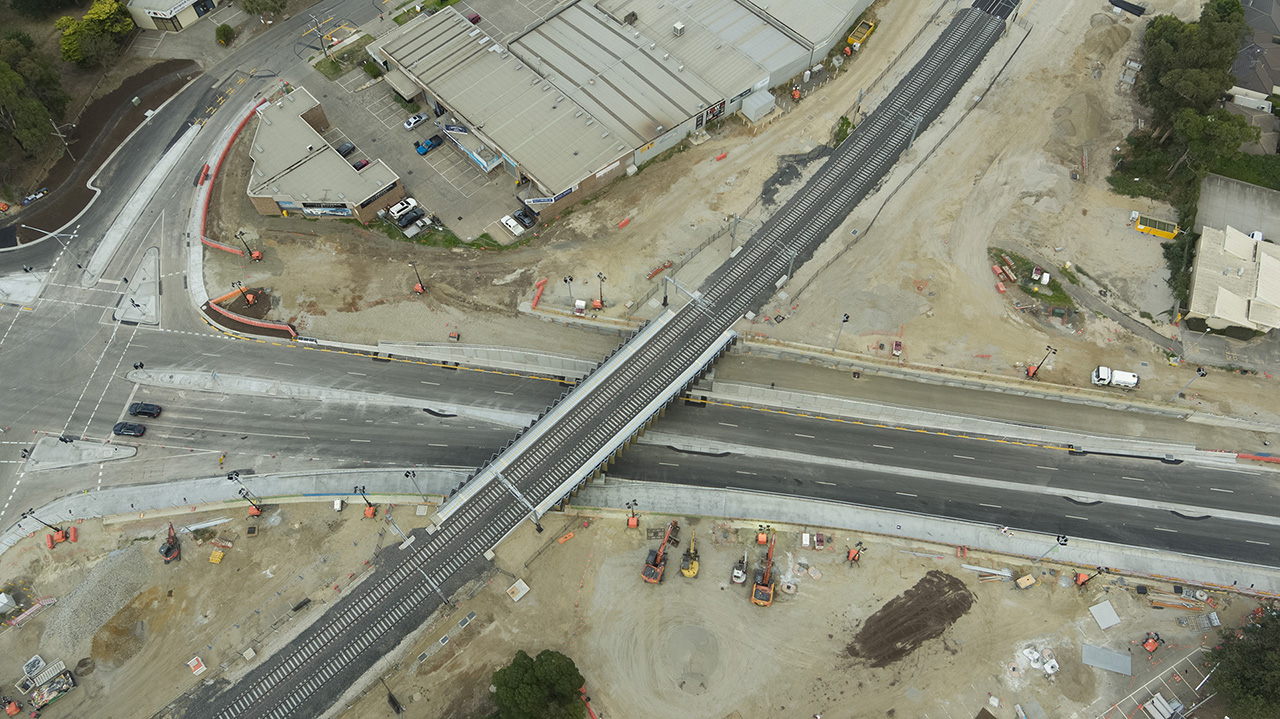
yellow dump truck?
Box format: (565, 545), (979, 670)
(847, 20), (875, 50)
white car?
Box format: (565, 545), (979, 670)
(387, 198), (419, 220)
(403, 113), (428, 131)
(500, 215), (525, 237)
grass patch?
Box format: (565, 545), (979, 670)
(314, 34), (375, 80)
(1209, 152), (1280, 192)
(834, 116), (853, 145)
(990, 248), (1075, 309)
(635, 142), (689, 173)
(1058, 264), (1079, 285)
(364, 219), (529, 251)
(1139, 310), (1154, 320)
(392, 95), (420, 114)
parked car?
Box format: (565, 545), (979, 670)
(387, 198), (418, 220)
(113, 422), (146, 437)
(512, 207), (537, 228)
(397, 207), (426, 229)
(128, 402), (162, 418)
(415, 135), (444, 156)
(21, 188), (49, 206)
(403, 113), (428, 131)
(467, 12), (481, 24)
(352, 159), (370, 171)
(335, 141), (356, 157)
(500, 215), (525, 237)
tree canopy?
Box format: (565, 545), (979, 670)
(1138, 0), (1247, 125)
(9, 0), (82, 20)
(0, 30), (69, 163)
(241, 0), (288, 15)
(1206, 607), (1280, 719)
(492, 650), (586, 719)
(56, 0), (135, 68)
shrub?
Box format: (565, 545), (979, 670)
(216, 24), (235, 46)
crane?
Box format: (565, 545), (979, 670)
(642, 520), (679, 583)
(751, 529), (776, 606)
(680, 529), (699, 578)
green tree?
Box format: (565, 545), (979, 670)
(1138, 0), (1248, 125)
(0, 33), (69, 121)
(0, 62), (53, 157)
(1166, 107), (1259, 178)
(9, 0), (81, 20)
(241, 0), (288, 14)
(56, 0), (135, 68)
(1206, 607), (1280, 719)
(216, 23), (235, 46)
(492, 650), (585, 719)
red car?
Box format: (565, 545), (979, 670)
(466, 12), (481, 24)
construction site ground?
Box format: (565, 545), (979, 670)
(200, 0), (1280, 430)
(2, 504), (1251, 719)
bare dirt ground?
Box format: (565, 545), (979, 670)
(0, 504), (398, 719)
(329, 511), (1248, 719)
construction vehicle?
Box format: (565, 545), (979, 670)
(228, 472), (265, 516)
(680, 530), (699, 578)
(731, 548), (748, 584)
(354, 485), (376, 518)
(847, 19), (874, 50)
(751, 530), (776, 606)
(159, 523), (180, 564)
(642, 520), (679, 583)
(1141, 632), (1164, 653)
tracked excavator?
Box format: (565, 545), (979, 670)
(642, 520), (679, 583)
(751, 530), (776, 606)
(680, 530), (699, 578)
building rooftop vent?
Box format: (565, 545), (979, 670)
(673, 22), (685, 37)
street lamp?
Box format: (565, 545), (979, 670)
(596, 272), (606, 307)
(237, 231), (262, 261)
(625, 499), (639, 528)
(227, 471), (263, 516)
(409, 262), (425, 294)
(563, 276), (574, 302)
(1170, 366), (1208, 403)
(404, 470), (426, 503)
(20, 224), (82, 268)
(1028, 345), (1056, 380)
(1034, 535), (1068, 563)
(232, 280), (254, 307)
(833, 313), (849, 352)
(21, 508), (59, 532)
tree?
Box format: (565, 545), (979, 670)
(56, 0), (136, 68)
(1206, 607), (1280, 719)
(492, 650), (585, 719)
(0, 62), (53, 157)
(1166, 107), (1258, 178)
(1138, 0), (1248, 125)
(216, 24), (235, 47)
(9, 0), (81, 20)
(241, 0), (288, 14)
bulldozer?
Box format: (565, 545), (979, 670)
(751, 530), (776, 606)
(680, 530), (699, 578)
(642, 520), (679, 584)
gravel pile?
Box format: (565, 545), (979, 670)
(41, 545), (155, 657)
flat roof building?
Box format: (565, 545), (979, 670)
(127, 0), (223, 32)
(246, 88), (404, 223)
(1187, 225), (1280, 333)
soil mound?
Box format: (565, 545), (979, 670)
(846, 570), (974, 668)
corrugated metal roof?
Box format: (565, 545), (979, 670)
(510, 2), (722, 147)
(380, 8), (631, 193)
(755, 0), (862, 47)
(598, 0), (772, 94)
(1189, 225), (1280, 330)
(247, 88), (399, 205)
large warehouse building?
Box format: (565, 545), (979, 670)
(371, 0), (869, 214)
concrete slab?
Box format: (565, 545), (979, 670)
(114, 246), (161, 325)
(26, 436), (136, 471)
(1089, 599), (1121, 629)
(1195, 173), (1280, 239)
(1082, 644), (1132, 675)
(0, 271), (47, 305)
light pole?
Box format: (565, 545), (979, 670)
(1175, 325), (1213, 364)
(21, 508), (60, 532)
(833, 313), (849, 352)
(1034, 535), (1068, 563)
(596, 272), (606, 307)
(625, 499), (639, 528)
(404, 470), (426, 503)
(227, 472), (263, 516)
(1028, 345), (1056, 380)
(1170, 366), (1208, 403)
(730, 214), (757, 255)
(238, 233), (263, 261)
(563, 275), (574, 302)
(409, 262), (425, 294)
(20, 224), (82, 268)
(232, 280), (254, 307)
(50, 119), (76, 162)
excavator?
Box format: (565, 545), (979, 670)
(751, 530), (776, 606)
(642, 520), (679, 583)
(680, 530), (699, 578)
(159, 522), (180, 564)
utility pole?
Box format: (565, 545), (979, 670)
(404, 470), (426, 503)
(50, 119), (75, 161)
(563, 275), (574, 302)
(1170, 366), (1208, 403)
(904, 112), (923, 154)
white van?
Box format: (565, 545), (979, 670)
(1092, 365), (1139, 388)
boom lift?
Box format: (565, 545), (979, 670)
(680, 530), (699, 578)
(642, 520), (679, 583)
(751, 530), (776, 606)
(731, 547), (748, 584)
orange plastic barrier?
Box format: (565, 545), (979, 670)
(531, 278), (548, 309)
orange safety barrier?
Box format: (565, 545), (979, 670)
(206, 300), (297, 337)
(531, 278), (548, 309)
(715, 152), (727, 161)
(558, 532), (575, 544)
(197, 163), (210, 186)
(618, 218), (631, 228)
(200, 99), (269, 250)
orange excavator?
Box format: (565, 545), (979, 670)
(751, 529), (776, 606)
(642, 520), (679, 584)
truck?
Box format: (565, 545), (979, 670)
(1092, 365), (1139, 388)
(847, 20), (874, 50)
